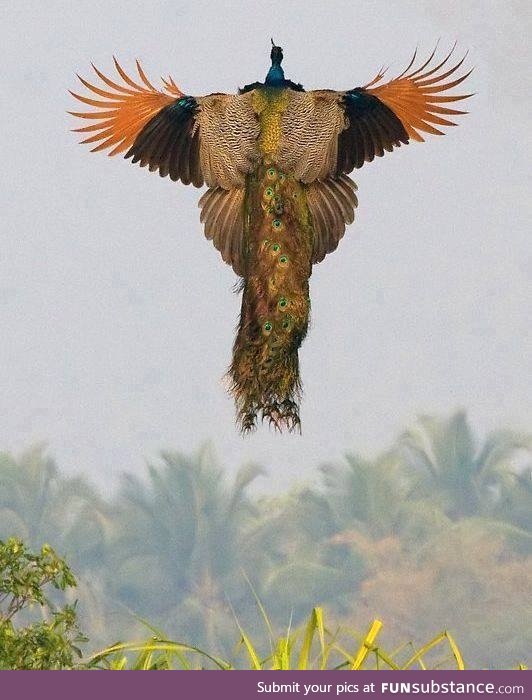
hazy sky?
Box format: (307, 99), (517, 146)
(1, 1), (530, 494)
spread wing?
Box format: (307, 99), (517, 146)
(335, 44), (473, 174)
(69, 59), (259, 189)
(275, 46), (471, 185)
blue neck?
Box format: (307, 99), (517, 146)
(265, 63), (285, 86)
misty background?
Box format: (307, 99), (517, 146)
(1, 0), (530, 495)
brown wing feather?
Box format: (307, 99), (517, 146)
(306, 175), (358, 264)
(199, 187), (246, 275)
(277, 91), (347, 183)
(196, 93), (260, 189)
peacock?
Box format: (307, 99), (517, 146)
(70, 41), (472, 433)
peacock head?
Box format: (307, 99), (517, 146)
(270, 38), (283, 66)
(265, 38), (285, 85)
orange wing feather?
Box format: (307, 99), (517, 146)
(69, 58), (184, 156)
(364, 44), (473, 142)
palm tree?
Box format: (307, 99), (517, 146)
(244, 486), (363, 622)
(0, 445), (109, 567)
(320, 450), (407, 539)
(494, 468), (532, 533)
(106, 444), (264, 654)
(398, 411), (532, 519)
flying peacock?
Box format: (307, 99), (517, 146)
(70, 41), (472, 433)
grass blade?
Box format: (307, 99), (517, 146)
(238, 630), (262, 670)
(402, 632), (446, 669)
(350, 619), (383, 670)
(446, 631), (465, 670)
(298, 607), (325, 670)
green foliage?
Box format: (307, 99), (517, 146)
(0, 538), (86, 669)
(399, 411), (531, 519)
(0, 446), (109, 571)
(321, 450), (405, 538)
(104, 446), (264, 652)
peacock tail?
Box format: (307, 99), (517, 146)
(230, 161), (312, 432)
(70, 42), (472, 433)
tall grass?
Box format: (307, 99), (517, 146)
(84, 608), (472, 670)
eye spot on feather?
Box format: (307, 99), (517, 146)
(278, 297), (288, 310)
(271, 243), (281, 253)
(279, 255), (289, 266)
(266, 168), (277, 180)
(264, 187), (274, 199)
(278, 172), (286, 183)
(272, 219), (283, 231)
(282, 317), (292, 330)
(263, 321), (273, 336)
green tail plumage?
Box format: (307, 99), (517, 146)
(229, 163), (312, 432)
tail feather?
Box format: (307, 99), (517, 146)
(229, 164), (311, 433)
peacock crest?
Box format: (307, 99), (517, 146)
(69, 42), (472, 433)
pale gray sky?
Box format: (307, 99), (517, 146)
(1, 1), (530, 493)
